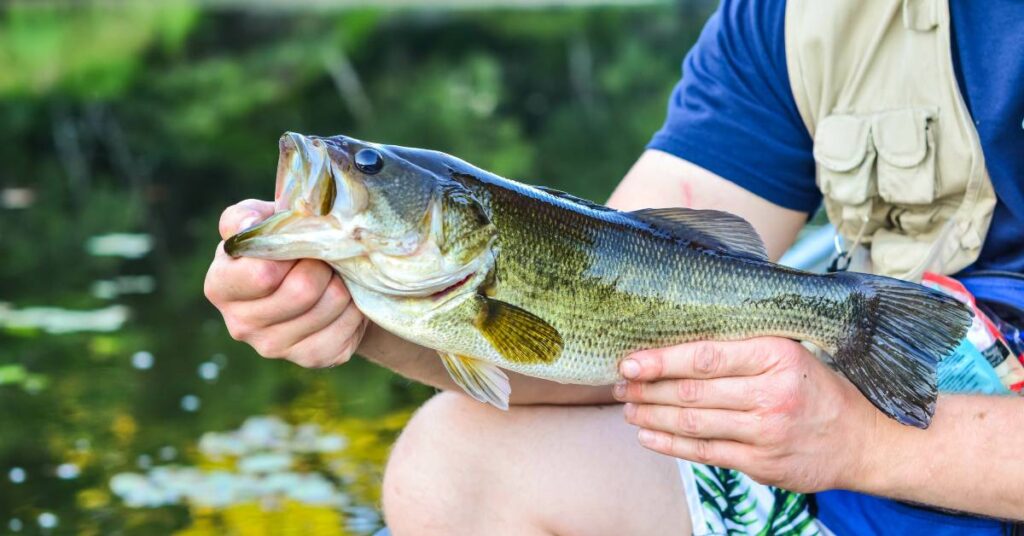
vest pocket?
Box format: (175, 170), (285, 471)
(813, 114), (876, 205)
(873, 108), (937, 205)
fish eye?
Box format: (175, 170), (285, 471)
(354, 148), (384, 175)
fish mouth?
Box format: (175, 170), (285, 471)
(223, 210), (366, 261)
(224, 212), (292, 257)
(275, 132), (364, 216)
(224, 132), (366, 261)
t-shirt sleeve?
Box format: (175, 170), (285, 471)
(648, 0), (820, 213)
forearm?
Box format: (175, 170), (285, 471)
(854, 394), (1024, 519)
(357, 323), (613, 405)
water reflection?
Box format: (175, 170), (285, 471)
(55, 463), (80, 480)
(131, 351), (155, 370)
(109, 414), (408, 534)
(1, 215), (422, 534)
(8, 467), (26, 484)
(37, 512), (58, 530)
(84, 233), (153, 259)
(0, 303), (129, 334)
(1, 187), (34, 210)
(180, 394), (201, 413)
(91, 275), (156, 300)
(0, 365), (48, 392)
(198, 362), (219, 382)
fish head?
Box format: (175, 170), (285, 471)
(225, 132), (496, 297)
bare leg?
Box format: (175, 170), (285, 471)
(383, 392), (691, 536)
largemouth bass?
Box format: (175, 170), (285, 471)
(225, 132), (971, 428)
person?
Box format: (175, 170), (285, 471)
(204, 0), (1024, 533)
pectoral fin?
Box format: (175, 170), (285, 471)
(439, 352), (511, 410)
(475, 297), (563, 365)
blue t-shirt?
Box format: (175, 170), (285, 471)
(648, 0), (1024, 533)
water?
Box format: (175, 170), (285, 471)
(0, 232), (431, 534)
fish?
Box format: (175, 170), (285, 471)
(225, 132), (972, 428)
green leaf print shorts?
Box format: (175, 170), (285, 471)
(678, 460), (830, 536)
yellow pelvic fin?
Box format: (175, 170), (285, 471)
(475, 297), (563, 365)
(438, 352), (511, 410)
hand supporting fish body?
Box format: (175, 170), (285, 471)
(226, 132), (970, 428)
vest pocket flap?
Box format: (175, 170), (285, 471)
(814, 114), (875, 205)
(813, 114), (871, 171)
(872, 108), (933, 168)
(873, 108), (937, 204)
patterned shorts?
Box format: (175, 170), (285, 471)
(678, 460), (833, 536)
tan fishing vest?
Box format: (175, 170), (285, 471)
(785, 0), (997, 281)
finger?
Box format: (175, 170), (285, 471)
(624, 404), (763, 443)
(620, 339), (783, 381)
(613, 377), (760, 411)
(207, 244), (295, 302)
(239, 259), (334, 326)
(219, 199), (276, 240)
(250, 275), (353, 356)
(636, 428), (750, 468)
(282, 303), (368, 368)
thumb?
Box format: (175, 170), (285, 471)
(219, 199), (276, 240)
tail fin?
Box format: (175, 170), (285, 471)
(830, 272), (972, 428)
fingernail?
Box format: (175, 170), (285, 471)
(613, 381), (626, 399)
(638, 429), (656, 445)
(238, 215), (259, 232)
(621, 359), (641, 379)
(623, 402), (636, 419)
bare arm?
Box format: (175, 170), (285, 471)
(609, 150), (807, 261)
(858, 394), (1024, 518)
(205, 149), (807, 405)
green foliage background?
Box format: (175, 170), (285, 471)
(0, 2), (710, 533)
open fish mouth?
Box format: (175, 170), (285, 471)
(275, 132), (334, 214)
(224, 132), (367, 261)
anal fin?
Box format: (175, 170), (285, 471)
(438, 352), (511, 411)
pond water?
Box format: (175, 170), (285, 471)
(0, 230), (435, 535)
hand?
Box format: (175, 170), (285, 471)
(203, 199), (369, 368)
(612, 338), (881, 493)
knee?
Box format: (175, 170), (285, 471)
(382, 391), (499, 534)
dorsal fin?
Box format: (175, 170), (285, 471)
(629, 207), (768, 260)
(534, 185), (615, 213)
